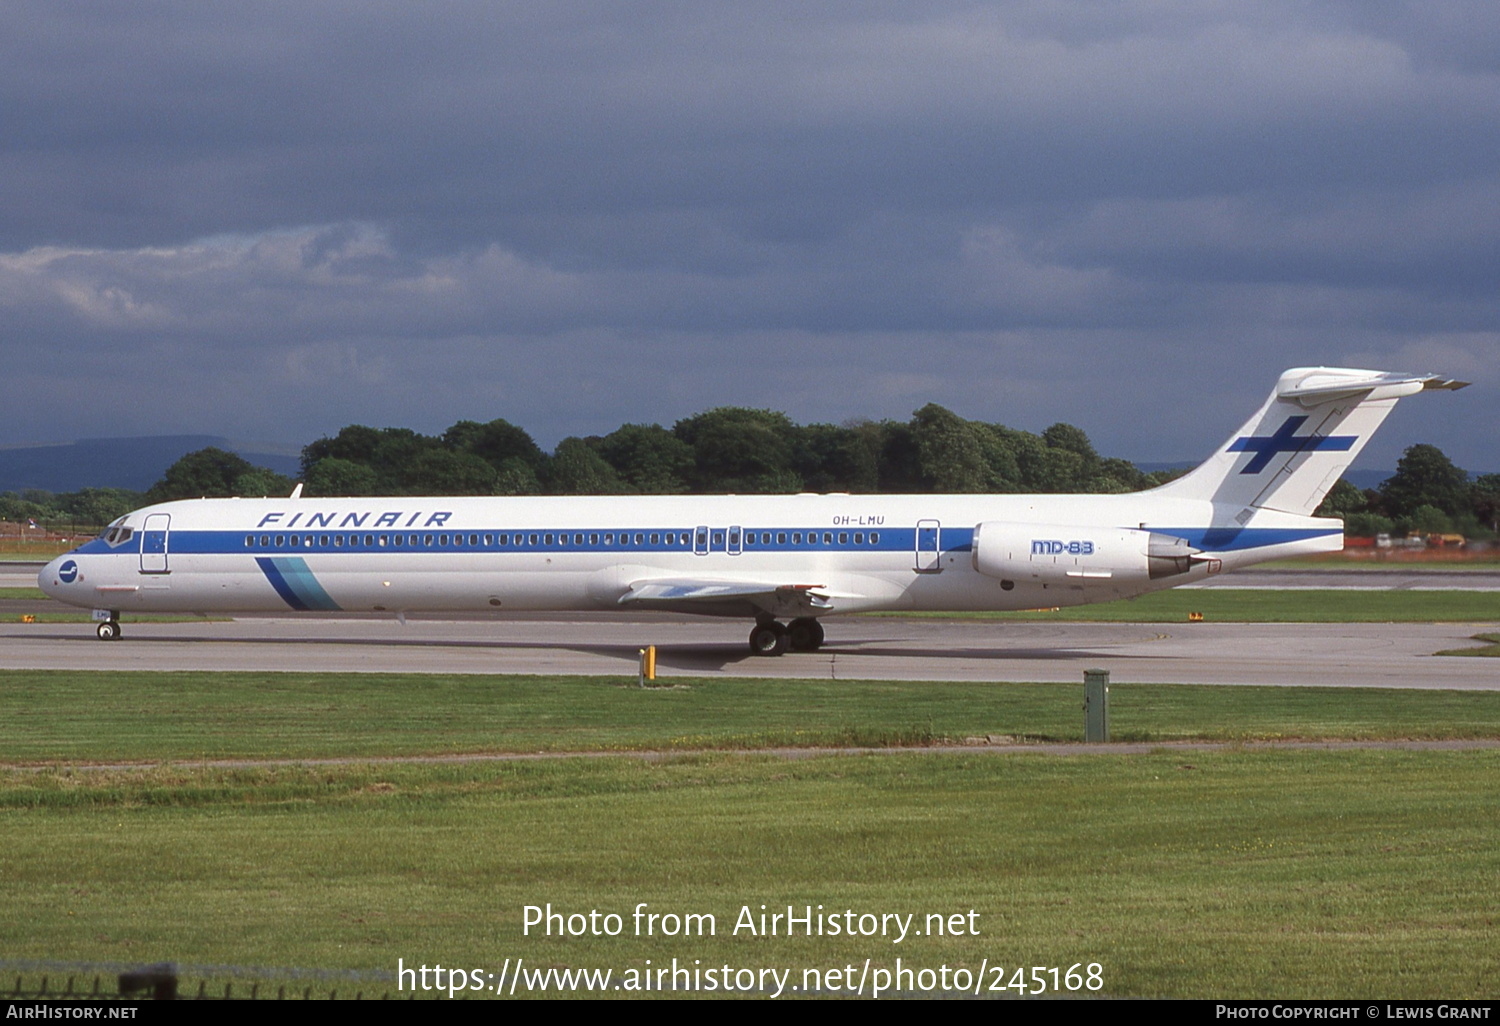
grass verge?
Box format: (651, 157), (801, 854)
(3, 671), (1500, 764)
(1436, 633), (1500, 657)
(876, 588), (1500, 622)
(1, 749), (1496, 997)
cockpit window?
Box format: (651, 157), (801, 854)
(98, 521), (134, 547)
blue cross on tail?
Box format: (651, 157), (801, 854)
(1227, 416), (1357, 474)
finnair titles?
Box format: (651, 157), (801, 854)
(41, 368), (1467, 655)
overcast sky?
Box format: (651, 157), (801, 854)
(1, 1), (1495, 472)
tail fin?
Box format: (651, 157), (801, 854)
(1152, 367), (1467, 516)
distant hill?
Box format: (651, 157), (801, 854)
(0, 437), (301, 494)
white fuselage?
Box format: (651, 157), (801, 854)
(39, 491), (1340, 619)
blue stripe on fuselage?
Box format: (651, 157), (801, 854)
(1151, 526), (1340, 551)
(113, 523), (1336, 563)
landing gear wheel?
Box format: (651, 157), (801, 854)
(748, 622), (788, 656)
(96, 621), (121, 641)
(787, 618), (825, 652)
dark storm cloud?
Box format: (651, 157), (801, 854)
(0, 2), (1495, 470)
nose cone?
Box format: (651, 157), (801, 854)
(39, 555), (82, 602)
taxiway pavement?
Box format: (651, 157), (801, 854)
(1, 615), (1495, 689)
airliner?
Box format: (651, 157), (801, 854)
(39, 367), (1466, 654)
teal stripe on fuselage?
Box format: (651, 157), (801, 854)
(256, 556), (341, 611)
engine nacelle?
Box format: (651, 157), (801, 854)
(971, 522), (1198, 583)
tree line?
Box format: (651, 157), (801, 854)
(149, 406), (1164, 503)
(1315, 444), (1499, 540)
(3, 408), (1495, 540)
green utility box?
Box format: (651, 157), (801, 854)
(1084, 668), (1110, 742)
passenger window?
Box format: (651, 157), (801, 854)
(334, 536), (343, 547)
(574, 533), (583, 545)
(635, 533), (644, 545)
(604, 534), (613, 545)
(838, 532), (847, 544)
(679, 532), (690, 545)
(424, 535), (434, 546)
(544, 533), (553, 545)
(365, 535), (374, 546)
(529, 534), (538, 546)
(792, 532), (802, 544)
(650, 533), (660, 545)
(378, 535), (388, 547)
(394, 535), (404, 547)
(712, 531), (723, 546)
(589, 533), (599, 545)
(320, 535), (329, 546)
(245, 535), (254, 547)
(870, 532), (879, 544)
(854, 533), (863, 544)
(290, 535), (300, 547)
(275, 535), (285, 547)
(777, 532), (786, 544)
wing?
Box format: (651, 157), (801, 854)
(618, 577), (853, 618)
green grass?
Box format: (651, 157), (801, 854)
(10, 587), (1500, 626)
(1, 750), (1497, 997)
(1437, 633), (1500, 657)
(5, 670), (1500, 998)
(880, 588), (1500, 622)
(3, 671), (1500, 764)
(0, 540), (73, 558)
(2, 588), (218, 623)
(1257, 554), (1500, 566)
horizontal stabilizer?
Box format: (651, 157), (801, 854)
(1277, 369), (1469, 406)
(1152, 366), (1466, 516)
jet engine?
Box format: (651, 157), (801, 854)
(971, 522), (1198, 583)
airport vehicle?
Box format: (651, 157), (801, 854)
(39, 367), (1465, 653)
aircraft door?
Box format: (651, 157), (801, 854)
(727, 525), (742, 556)
(915, 519), (941, 573)
(140, 513), (170, 574)
(694, 526), (709, 555)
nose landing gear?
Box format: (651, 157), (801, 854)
(747, 617), (825, 656)
(94, 610), (122, 641)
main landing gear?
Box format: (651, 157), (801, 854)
(96, 619), (122, 641)
(747, 617), (825, 657)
